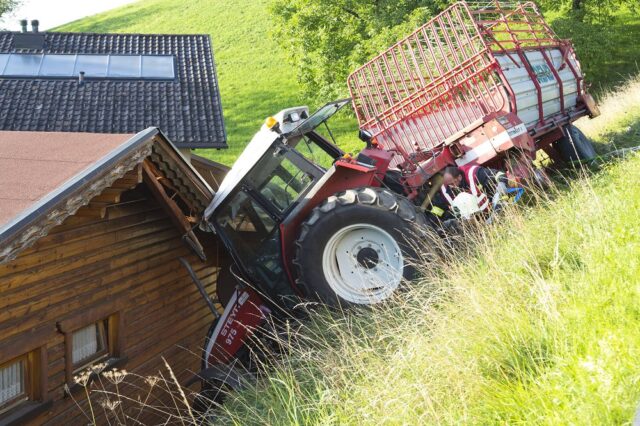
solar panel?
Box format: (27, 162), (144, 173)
(40, 54), (76, 77)
(0, 53), (175, 80)
(4, 54), (42, 76)
(74, 55), (108, 77)
(142, 55), (175, 79)
(0, 54), (9, 74)
(108, 55), (141, 77)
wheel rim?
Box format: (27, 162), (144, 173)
(321, 223), (404, 304)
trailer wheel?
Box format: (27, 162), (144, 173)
(556, 124), (596, 162)
(294, 187), (428, 306)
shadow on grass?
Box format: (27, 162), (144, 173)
(594, 116), (640, 153)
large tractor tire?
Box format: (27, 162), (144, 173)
(556, 124), (596, 162)
(294, 187), (428, 306)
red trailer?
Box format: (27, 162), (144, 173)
(348, 1), (599, 194)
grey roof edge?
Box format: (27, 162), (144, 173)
(0, 127), (159, 263)
(191, 154), (230, 173)
(12, 31), (213, 38)
(205, 33), (228, 145)
(178, 141), (228, 149)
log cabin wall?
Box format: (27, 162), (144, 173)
(0, 171), (224, 425)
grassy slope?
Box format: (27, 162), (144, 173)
(57, 0), (360, 166)
(219, 77), (640, 424)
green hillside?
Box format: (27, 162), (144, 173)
(57, 0), (359, 166)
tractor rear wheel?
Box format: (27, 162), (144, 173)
(556, 124), (596, 162)
(294, 187), (427, 306)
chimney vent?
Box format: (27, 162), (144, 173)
(19, 19), (28, 33)
(78, 71), (85, 86)
(31, 20), (39, 33)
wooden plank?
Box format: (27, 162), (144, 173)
(126, 283), (216, 343)
(74, 203), (107, 219)
(26, 209), (164, 253)
(123, 310), (213, 373)
(142, 160), (206, 260)
(110, 164), (143, 190)
(142, 161), (191, 235)
(0, 235), (187, 328)
(107, 198), (162, 219)
(126, 271), (218, 330)
(0, 323), (57, 362)
(90, 188), (124, 204)
(0, 238), (219, 342)
(57, 297), (126, 333)
(0, 225), (179, 291)
(0, 215), (171, 279)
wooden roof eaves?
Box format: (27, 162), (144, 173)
(148, 132), (215, 211)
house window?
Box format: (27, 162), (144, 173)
(71, 320), (109, 370)
(0, 348), (46, 422)
(0, 357), (27, 412)
(58, 306), (124, 388)
(0, 53), (175, 80)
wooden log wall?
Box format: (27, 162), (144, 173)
(0, 173), (225, 425)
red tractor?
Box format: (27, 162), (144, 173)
(191, 1), (599, 405)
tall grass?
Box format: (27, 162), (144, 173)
(574, 74), (640, 151)
(215, 77), (640, 425)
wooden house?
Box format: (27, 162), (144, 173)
(0, 128), (227, 424)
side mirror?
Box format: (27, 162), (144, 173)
(358, 129), (373, 147)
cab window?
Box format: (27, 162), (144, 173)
(256, 157), (313, 213)
(294, 135), (337, 170)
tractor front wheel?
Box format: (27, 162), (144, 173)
(294, 187), (427, 306)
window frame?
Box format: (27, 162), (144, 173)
(70, 320), (110, 373)
(0, 336), (49, 424)
(0, 354), (29, 414)
(57, 304), (125, 388)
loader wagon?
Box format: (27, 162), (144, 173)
(348, 1), (599, 189)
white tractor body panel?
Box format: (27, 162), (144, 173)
(204, 105), (313, 219)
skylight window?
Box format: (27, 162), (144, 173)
(40, 54), (76, 76)
(0, 53), (175, 80)
(4, 53), (41, 76)
(108, 55), (141, 77)
(73, 55), (109, 77)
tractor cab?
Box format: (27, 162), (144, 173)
(204, 100), (349, 301)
